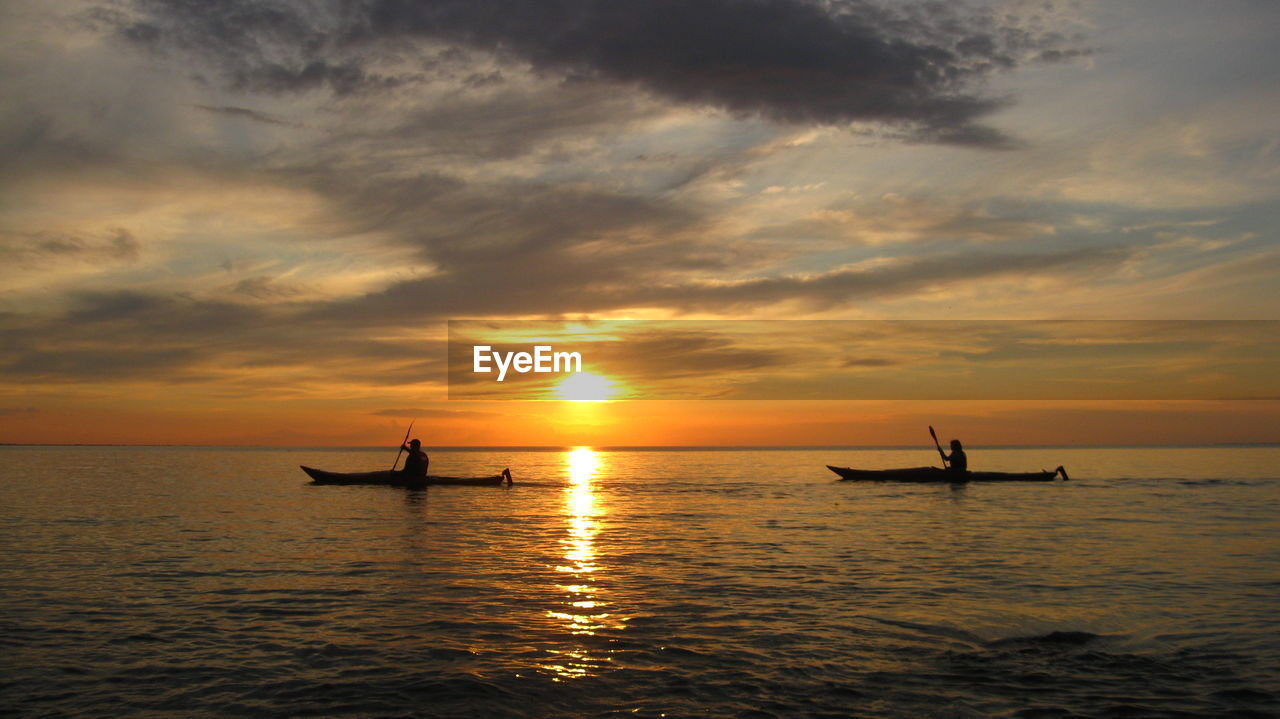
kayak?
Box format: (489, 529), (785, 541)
(301, 466), (513, 487)
(827, 465), (1068, 482)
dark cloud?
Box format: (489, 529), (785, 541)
(2, 347), (209, 382)
(0, 291), (268, 383)
(358, 81), (665, 160)
(842, 357), (897, 368)
(62, 290), (258, 332)
(324, 245), (1129, 322)
(0, 243), (1127, 388)
(751, 195), (1056, 246)
(291, 176), (726, 321)
(231, 276), (304, 300)
(118, 0), (1089, 145)
(0, 228), (141, 266)
(371, 408), (500, 419)
(248, 167), (723, 306)
(228, 60), (406, 96)
(591, 329), (791, 381)
(194, 104), (299, 126)
(633, 247), (1129, 312)
(117, 0), (430, 95)
(271, 166), (465, 238)
(462, 70), (505, 89)
(0, 290), (441, 386)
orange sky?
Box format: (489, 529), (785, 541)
(2, 3), (1278, 447)
(3, 396), (1277, 447)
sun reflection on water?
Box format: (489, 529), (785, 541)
(544, 447), (620, 679)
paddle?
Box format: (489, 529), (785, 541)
(390, 419), (416, 473)
(929, 425), (949, 469)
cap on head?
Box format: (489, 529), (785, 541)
(409, 439), (421, 448)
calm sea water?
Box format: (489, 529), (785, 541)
(2, 445), (1278, 718)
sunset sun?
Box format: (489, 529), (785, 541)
(554, 372), (618, 402)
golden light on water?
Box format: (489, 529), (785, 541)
(557, 447), (601, 585)
(544, 446), (620, 679)
(553, 372), (618, 402)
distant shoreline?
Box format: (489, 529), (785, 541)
(3, 443), (1277, 450)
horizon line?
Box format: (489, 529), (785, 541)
(3, 442), (1277, 450)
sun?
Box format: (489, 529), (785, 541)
(554, 372), (618, 402)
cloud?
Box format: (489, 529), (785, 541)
(117, 0), (1089, 146)
(447, 325), (794, 393)
(608, 246), (1131, 313)
(323, 244), (1129, 322)
(61, 289), (258, 331)
(0, 289), (443, 388)
(193, 104), (299, 127)
(232, 60), (407, 96)
(842, 357), (898, 368)
(0, 243), (1126, 389)
(594, 329), (790, 380)
(371, 408), (499, 419)
(292, 176), (725, 319)
(352, 80), (669, 161)
(0, 228), (141, 267)
(752, 194), (1058, 246)
(446, 319), (1280, 401)
(231, 275), (305, 300)
(2, 347), (210, 382)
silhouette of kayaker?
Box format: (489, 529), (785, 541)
(400, 439), (429, 477)
(944, 439), (968, 473)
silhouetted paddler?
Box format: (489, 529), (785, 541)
(944, 439), (968, 473)
(400, 438), (429, 477)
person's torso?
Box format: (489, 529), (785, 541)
(404, 450), (427, 474)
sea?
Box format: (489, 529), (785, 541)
(2, 445), (1277, 718)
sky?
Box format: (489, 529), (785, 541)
(1, 0), (1278, 446)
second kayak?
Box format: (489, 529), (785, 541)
(827, 465), (1068, 482)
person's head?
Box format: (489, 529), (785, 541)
(409, 439), (421, 449)
(950, 439), (963, 450)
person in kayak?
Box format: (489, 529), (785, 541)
(400, 439), (429, 477)
(944, 439), (968, 474)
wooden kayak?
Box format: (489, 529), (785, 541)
(827, 465), (1068, 482)
(301, 466), (513, 487)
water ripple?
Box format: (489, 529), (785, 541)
(2, 446), (1278, 717)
